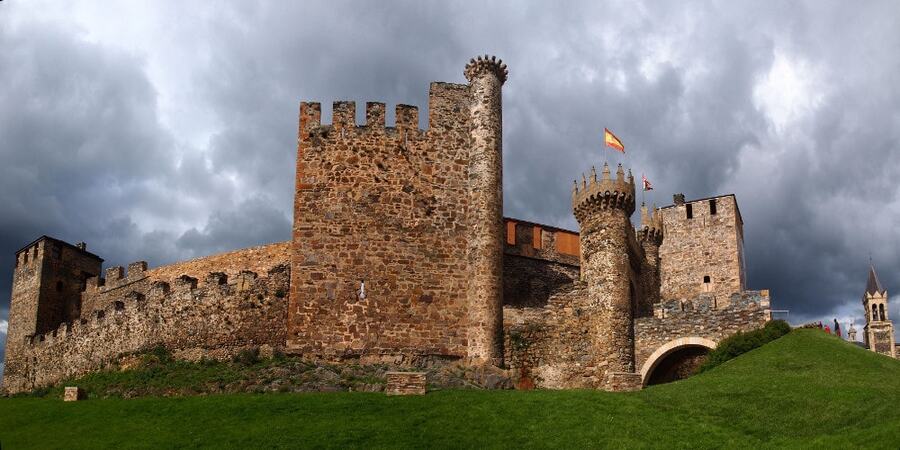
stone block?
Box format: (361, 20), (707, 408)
(64, 386), (84, 401)
(605, 372), (642, 392)
(385, 372), (426, 396)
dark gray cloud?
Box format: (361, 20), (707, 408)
(1, 0), (900, 356)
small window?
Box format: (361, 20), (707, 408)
(56, 281), (64, 292)
(873, 305), (879, 321)
(880, 304), (886, 321)
(703, 275), (711, 284)
(24, 252), (29, 264)
(686, 203), (693, 219)
(709, 199), (717, 215)
(52, 245), (61, 260)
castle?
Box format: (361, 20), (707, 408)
(1, 56), (772, 394)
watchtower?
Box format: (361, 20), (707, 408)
(572, 163), (640, 387)
(287, 55), (508, 366)
(658, 193), (745, 305)
(3, 237), (102, 378)
(863, 265), (895, 357)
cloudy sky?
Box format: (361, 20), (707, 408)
(2, 0), (900, 373)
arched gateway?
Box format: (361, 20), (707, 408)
(639, 337), (717, 386)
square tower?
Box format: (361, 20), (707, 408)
(5, 236), (103, 347)
(658, 194), (745, 305)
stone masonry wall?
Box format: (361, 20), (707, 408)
(503, 255), (579, 308)
(289, 85), (476, 361)
(147, 242), (291, 281)
(2, 264), (290, 394)
(634, 290), (770, 376)
(659, 195), (745, 304)
(503, 283), (594, 389)
(502, 220), (580, 309)
(504, 289), (770, 390)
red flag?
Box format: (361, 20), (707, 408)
(604, 128), (625, 153)
(642, 174), (653, 191)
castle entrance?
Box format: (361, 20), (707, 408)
(639, 337), (716, 387)
(644, 345), (709, 385)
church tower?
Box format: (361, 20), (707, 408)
(862, 265), (895, 358)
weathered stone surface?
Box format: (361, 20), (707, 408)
(2, 256), (290, 393)
(659, 194), (745, 305)
(287, 57), (509, 366)
(1, 57), (776, 395)
(385, 372), (427, 395)
(63, 386), (83, 401)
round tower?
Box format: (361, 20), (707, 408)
(572, 163), (638, 383)
(637, 203), (664, 317)
(464, 55), (508, 365)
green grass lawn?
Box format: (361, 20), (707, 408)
(2, 329), (899, 449)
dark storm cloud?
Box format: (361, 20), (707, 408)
(2, 0), (900, 352)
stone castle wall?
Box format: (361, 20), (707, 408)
(288, 91), (476, 361)
(2, 57), (771, 394)
(659, 195), (745, 304)
(634, 291), (770, 376)
(503, 219), (580, 308)
(2, 264), (290, 393)
(146, 242), (291, 281)
(503, 289), (770, 389)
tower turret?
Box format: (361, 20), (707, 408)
(573, 163), (639, 388)
(3, 236), (102, 390)
(464, 55), (507, 365)
(862, 265), (895, 357)
(637, 203), (664, 317)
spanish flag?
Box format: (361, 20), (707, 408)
(604, 128), (625, 153)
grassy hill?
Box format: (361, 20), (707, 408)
(1, 329), (899, 448)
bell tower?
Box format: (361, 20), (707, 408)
(862, 265), (895, 358)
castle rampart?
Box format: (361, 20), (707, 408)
(3, 263), (289, 393)
(2, 56), (773, 394)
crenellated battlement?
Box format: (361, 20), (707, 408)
(5, 263), (291, 393)
(638, 203), (664, 245)
(26, 267), (281, 349)
(3, 56), (772, 395)
(298, 101), (425, 142)
(572, 163), (636, 221)
(464, 54), (508, 84)
(84, 260), (149, 294)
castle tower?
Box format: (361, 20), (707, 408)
(464, 55), (508, 365)
(572, 163), (639, 387)
(862, 265), (895, 357)
(3, 237), (102, 385)
(658, 193), (745, 305)
(637, 203), (664, 317)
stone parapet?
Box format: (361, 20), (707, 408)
(3, 264), (291, 394)
(572, 163), (636, 220)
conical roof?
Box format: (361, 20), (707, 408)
(866, 265), (886, 295)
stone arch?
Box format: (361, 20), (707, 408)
(640, 337), (717, 386)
